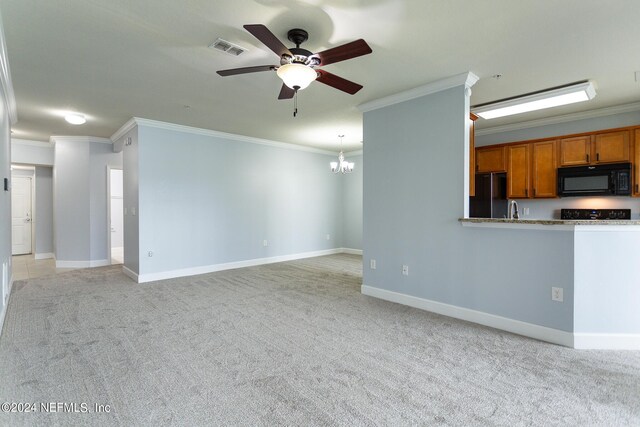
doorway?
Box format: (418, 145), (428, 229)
(11, 174), (33, 255)
(108, 168), (124, 265)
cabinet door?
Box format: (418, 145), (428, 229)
(635, 129), (640, 196)
(507, 144), (530, 198)
(559, 136), (590, 166)
(594, 130), (630, 163)
(532, 140), (557, 198)
(476, 146), (506, 173)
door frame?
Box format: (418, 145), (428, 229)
(10, 165), (36, 256)
(107, 166), (123, 265)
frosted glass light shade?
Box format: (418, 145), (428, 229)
(277, 64), (317, 90)
(65, 113), (86, 125)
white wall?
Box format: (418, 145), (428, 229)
(110, 169), (123, 248)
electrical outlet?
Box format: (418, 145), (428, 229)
(148, 251), (153, 257)
(263, 240), (268, 247)
(326, 234), (330, 240)
(551, 287), (563, 302)
(402, 265), (409, 276)
(370, 259), (376, 269)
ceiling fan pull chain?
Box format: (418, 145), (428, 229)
(293, 89), (298, 117)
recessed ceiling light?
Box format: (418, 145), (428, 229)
(65, 113), (86, 125)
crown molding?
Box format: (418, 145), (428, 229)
(11, 138), (52, 148)
(115, 117), (337, 156)
(49, 136), (112, 145)
(0, 10), (17, 124)
(475, 101), (640, 137)
(358, 72), (479, 113)
(110, 117), (137, 142)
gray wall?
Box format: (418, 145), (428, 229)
(134, 124), (343, 276)
(11, 140), (54, 165)
(0, 83), (11, 334)
(35, 166), (53, 255)
(363, 85), (574, 331)
(54, 139), (122, 264)
(120, 128), (139, 274)
(342, 153), (363, 250)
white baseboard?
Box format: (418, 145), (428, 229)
(34, 252), (54, 260)
(122, 266), (138, 282)
(573, 333), (640, 350)
(137, 248), (345, 284)
(341, 248), (363, 255)
(0, 275), (13, 341)
(361, 285), (574, 348)
(56, 259), (110, 269)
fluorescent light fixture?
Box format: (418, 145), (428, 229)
(472, 81), (596, 120)
(65, 113), (86, 125)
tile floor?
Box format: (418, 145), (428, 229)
(11, 254), (76, 281)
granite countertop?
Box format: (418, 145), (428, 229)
(459, 218), (640, 226)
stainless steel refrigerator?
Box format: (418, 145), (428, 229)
(469, 173), (508, 218)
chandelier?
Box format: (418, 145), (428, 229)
(330, 135), (354, 174)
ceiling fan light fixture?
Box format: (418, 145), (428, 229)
(277, 63), (317, 90)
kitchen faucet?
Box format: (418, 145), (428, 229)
(508, 200), (519, 220)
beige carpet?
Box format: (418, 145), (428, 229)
(0, 254), (638, 426)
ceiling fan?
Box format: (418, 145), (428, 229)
(217, 24), (372, 103)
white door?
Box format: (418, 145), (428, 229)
(12, 176), (32, 255)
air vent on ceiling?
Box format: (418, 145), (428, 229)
(209, 38), (247, 56)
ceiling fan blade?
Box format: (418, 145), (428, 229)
(244, 24), (292, 58)
(278, 84), (295, 100)
(216, 65), (276, 76)
(316, 70), (363, 95)
(313, 39), (372, 66)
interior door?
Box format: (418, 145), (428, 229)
(12, 176), (33, 255)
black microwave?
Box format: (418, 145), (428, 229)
(557, 163), (631, 197)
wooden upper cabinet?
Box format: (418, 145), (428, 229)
(469, 113), (478, 196)
(532, 140), (557, 198)
(476, 146), (506, 173)
(593, 130), (630, 164)
(507, 144), (530, 198)
(635, 129), (640, 196)
(559, 136), (590, 166)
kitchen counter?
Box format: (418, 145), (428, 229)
(460, 218), (640, 225)
(459, 217), (640, 230)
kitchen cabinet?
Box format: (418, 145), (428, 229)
(559, 136), (590, 166)
(593, 130), (630, 164)
(507, 144), (530, 198)
(469, 113), (478, 196)
(476, 146), (506, 173)
(635, 129), (640, 196)
(507, 140), (557, 199)
(559, 131), (630, 167)
(531, 140), (557, 198)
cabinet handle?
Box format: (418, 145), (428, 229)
(533, 188), (536, 197)
(596, 152), (599, 161)
(525, 188), (528, 197)
(586, 154), (589, 163)
(636, 184), (639, 193)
